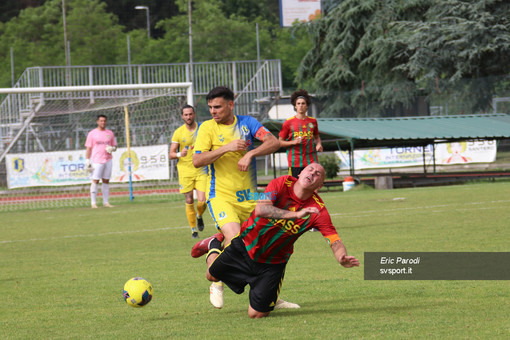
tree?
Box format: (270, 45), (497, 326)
(220, 0), (279, 23)
(102, 0), (180, 38)
(0, 0), (126, 87)
(270, 24), (313, 90)
(0, 0), (313, 90)
(0, 0), (64, 87)
(134, 0), (311, 88)
(391, 0), (510, 113)
(66, 0), (125, 65)
(0, 0), (46, 24)
(298, 0), (510, 116)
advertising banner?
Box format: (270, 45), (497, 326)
(111, 145), (169, 183)
(337, 140), (497, 170)
(6, 145), (169, 189)
(280, 0), (321, 27)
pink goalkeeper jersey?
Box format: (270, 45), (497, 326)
(85, 128), (117, 164)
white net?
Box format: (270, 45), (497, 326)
(0, 84), (192, 211)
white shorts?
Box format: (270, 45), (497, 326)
(91, 160), (113, 180)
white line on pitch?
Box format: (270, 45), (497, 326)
(0, 225), (195, 244)
(328, 199), (510, 217)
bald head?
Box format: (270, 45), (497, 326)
(297, 163), (325, 191)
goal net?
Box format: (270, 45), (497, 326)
(0, 83), (193, 211)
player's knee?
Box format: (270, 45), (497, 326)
(206, 269), (218, 282)
(221, 224), (240, 244)
(184, 192), (194, 204)
(248, 307), (270, 319)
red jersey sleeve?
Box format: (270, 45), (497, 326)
(279, 120), (290, 140)
(313, 119), (320, 137)
(313, 206), (341, 246)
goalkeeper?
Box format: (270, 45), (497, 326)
(85, 114), (117, 208)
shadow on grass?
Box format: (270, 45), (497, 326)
(270, 295), (446, 317)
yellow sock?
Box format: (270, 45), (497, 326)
(197, 200), (207, 217)
(186, 203), (197, 229)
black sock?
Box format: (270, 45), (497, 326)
(209, 238), (222, 251)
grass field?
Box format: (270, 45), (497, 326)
(1, 181), (509, 339)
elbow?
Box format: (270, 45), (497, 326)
(272, 136), (281, 152)
(193, 154), (205, 168)
(192, 155), (200, 168)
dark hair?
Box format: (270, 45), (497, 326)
(97, 114), (107, 120)
(290, 89), (311, 107)
(181, 104), (195, 114)
(206, 86), (235, 102)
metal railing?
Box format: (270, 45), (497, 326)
(0, 59), (282, 152)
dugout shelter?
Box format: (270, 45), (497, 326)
(263, 113), (510, 179)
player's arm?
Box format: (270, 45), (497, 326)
(278, 121), (300, 147)
(313, 121), (323, 152)
(169, 142), (186, 160)
(331, 239), (359, 268)
(238, 132), (280, 171)
(254, 199), (319, 219)
(279, 135), (301, 147)
(85, 146), (93, 170)
(85, 146), (92, 160)
(314, 134), (323, 152)
(193, 140), (246, 168)
(244, 132), (279, 158)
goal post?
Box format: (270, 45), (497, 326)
(0, 83), (193, 211)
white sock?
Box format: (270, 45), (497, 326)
(90, 182), (98, 205)
(102, 183), (110, 204)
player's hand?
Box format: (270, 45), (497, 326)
(316, 143), (323, 152)
(339, 255), (360, 268)
(85, 159), (93, 173)
(294, 136), (303, 145)
(228, 139), (248, 152)
(105, 145), (117, 154)
(296, 207), (319, 219)
(181, 148), (188, 157)
(237, 154), (252, 172)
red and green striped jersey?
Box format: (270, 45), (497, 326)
(279, 115), (319, 168)
(239, 175), (340, 264)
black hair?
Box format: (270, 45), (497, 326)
(181, 104), (195, 114)
(206, 86), (235, 102)
(290, 89), (311, 107)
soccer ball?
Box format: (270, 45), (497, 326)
(123, 277), (153, 308)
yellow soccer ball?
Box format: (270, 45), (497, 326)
(123, 277), (153, 308)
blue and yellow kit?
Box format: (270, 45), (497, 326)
(194, 115), (271, 228)
(171, 123), (207, 193)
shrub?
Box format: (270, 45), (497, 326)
(318, 154), (340, 178)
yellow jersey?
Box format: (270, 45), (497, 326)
(194, 115), (270, 202)
(171, 123), (206, 177)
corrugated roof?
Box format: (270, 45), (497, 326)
(263, 114), (510, 150)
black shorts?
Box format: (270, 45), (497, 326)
(291, 167), (306, 179)
(209, 236), (287, 313)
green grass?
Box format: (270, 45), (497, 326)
(1, 182), (509, 339)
